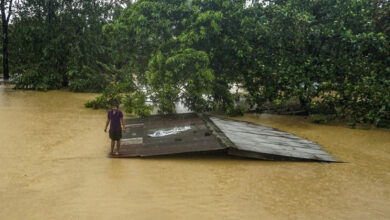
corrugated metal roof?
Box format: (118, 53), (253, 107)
(111, 113), (338, 162)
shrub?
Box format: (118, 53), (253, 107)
(310, 114), (336, 124)
(84, 82), (131, 109)
(123, 92), (153, 117)
(226, 105), (247, 117)
(68, 66), (109, 93)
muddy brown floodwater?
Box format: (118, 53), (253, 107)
(0, 86), (389, 220)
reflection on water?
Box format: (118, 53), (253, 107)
(0, 85), (390, 219)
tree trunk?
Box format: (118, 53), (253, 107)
(1, 0), (11, 80)
(2, 21), (9, 80)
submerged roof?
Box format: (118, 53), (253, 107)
(112, 113), (337, 162)
(116, 113), (225, 157)
(209, 117), (336, 162)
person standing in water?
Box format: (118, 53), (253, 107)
(104, 102), (126, 155)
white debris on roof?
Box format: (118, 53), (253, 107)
(148, 126), (191, 137)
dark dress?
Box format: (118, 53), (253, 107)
(108, 110), (123, 141)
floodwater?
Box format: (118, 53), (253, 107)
(0, 86), (389, 220)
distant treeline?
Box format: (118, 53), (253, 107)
(2, 0), (390, 126)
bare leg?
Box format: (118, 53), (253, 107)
(116, 140), (121, 154)
(111, 140), (115, 154)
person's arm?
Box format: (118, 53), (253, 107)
(104, 118), (110, 132)
(121, 116), (126, 131)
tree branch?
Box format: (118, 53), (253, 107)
(6, 0), (13, 23)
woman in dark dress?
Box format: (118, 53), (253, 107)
(104, 102), (126, 155)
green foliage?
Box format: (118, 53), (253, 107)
(147, 49), (214, 114)
(123, 92), (152, 117)
(68, 65), (109, 92)
(310, 114), (336, 124)
(5, 0), (390, 126)
(84, 95), (108, 109)
(9, 0), (124, 91)
(226, 105), (247, 117)
(13, 65), (62, 90)
(239, 0), (389, 126)
(309, 101), (336, 115)
(84, 81), (134, 109)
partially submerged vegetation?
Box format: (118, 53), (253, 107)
(2, 0), (389, 127)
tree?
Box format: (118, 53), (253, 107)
(1, 0), (12, 80)
(147, 48), (214, 113)
(6, 0), (387, 125)
(11, 0), (121, 91)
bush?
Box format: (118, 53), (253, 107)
(377, 119), (390, 128)
(14, 66), (63, 90)
(68, 66), (109, 93)
(84, 95), (110, 109)
(123, 92), (153, 117)
(84, 82), (131, 109)
(310, 114), (336, 124)
(309, 101), (337, 115)
(226, 105), (247, 117)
